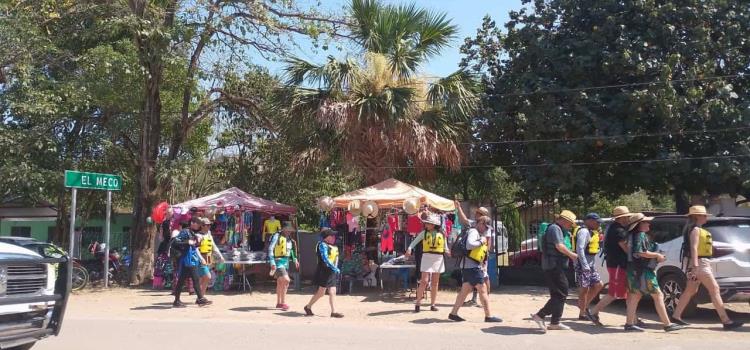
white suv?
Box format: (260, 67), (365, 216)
(595, 215), (750, 315)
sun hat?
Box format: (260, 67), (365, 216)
(612, 206), (632, 219)
(557, 210), (577, 224)
(362, 200), (379, 218)
(403, 197), (420, 215)
(200, 217), (211, 225)
(627, 213), (653, 231)
(190, 216), (203, 224)
(318, 196), (334, 211)
(687, 205), (712, 217)
(347, 200), (362, 215)
(476, 207), (490, 217)
(421, 213), (441, 226)
(584, 213), (601, 222)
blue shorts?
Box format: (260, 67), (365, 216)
(462, 267), (484, 287)
(199, 265), (211, 277)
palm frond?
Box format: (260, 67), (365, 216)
(426, 69), (479, 122)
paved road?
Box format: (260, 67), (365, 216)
(34, 286), (750, 350)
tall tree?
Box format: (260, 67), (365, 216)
(461, 1), (750, 209)
(284, 0), (479, 185)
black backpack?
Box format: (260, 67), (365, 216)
(451, 227), (470, 263)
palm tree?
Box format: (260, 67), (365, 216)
(282, 0), (478, 185)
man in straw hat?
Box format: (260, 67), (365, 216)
(454, 200), (495, 307)
(587, 206), (637, 326)
(530, 210), (578, 332)
(268, 223), (299, 311)
(671, 205), (743, 330)
(304, 228), (343, 318)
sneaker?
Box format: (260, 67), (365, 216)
(636, 318), (647, 328)
(448, 313), (466, 322)
(276, 303), (283, 309)
(414, 305), (421, 313)
(304, 306), (314, 316)
(196, 298), (212, 307)
(430, 305), (438, 312)
(585, 309), (603, 327)
(547, 323), (571, 331)
(463, 300), (477, 306)
(531, 314), (547, 333)
(723, 321), (744, 330)
(485, 316), (503, 323)
(331, 312), (344, 318)
(172, 301), (187, 308)
(670, 316), (690, 326)
(664, 323), (685, 332)
(578, 315), (588, 321)
(624, 324), (645, 332)
(280, 304), (290, 311)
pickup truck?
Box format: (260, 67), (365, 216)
(0, 242), (69, 350)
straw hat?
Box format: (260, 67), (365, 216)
(347, 200), (362, 215)
(362, 200), (379, 218)
(403, 197), (420, 215)
(612, 206), (632, 219)
(687, 205), (712, 217)
(476, 207), (490, 217)
(557, 210), (577, 224)
(627, 213), (653, 231)
(318, 196), (334, 211)
(422, 213), (441, 226)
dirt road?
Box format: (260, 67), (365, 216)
(36, 285), (749, 350)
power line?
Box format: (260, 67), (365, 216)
(461, 125), (750, 145)
(378, 154), (750, 169)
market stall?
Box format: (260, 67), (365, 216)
(321, 178), (457, 292)
(154, 187), (297, 292)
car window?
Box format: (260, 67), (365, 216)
(29, 243), (65, 258)
(705, 220), (750, 244)
(649, 221), (684, 243)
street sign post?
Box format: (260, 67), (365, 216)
(64, 170), (122, 288)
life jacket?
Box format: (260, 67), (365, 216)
(682, 225), (713, 259)
(572, 226), (602, 255)
(422, 230), (446, 254)
(199, 233), (214, 254)
(273, 234), (291, 258)
(316, 242), (339, 266)
(467, 243), (488, 263)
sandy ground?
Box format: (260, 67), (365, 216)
(35, 282), (750, 350)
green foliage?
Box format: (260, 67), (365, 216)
(461, 1), (750, 201)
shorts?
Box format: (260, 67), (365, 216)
(575, 266), (602, 289)
(694, 258), (715, 280)
(627, 267), (660, 295)
(199, 265), (211, 277)
(462, 267), (485, 287)
(274, 267), (289, 279)
(606, 267), (628, 299)
(314, 268), (337, 288)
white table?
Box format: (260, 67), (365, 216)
(378, 264), (416, 290)
(223, 257), (267, 292)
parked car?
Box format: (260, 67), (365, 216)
(1, 241), (70, 349)
(594, 215), (750, 315)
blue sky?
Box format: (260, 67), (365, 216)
(256, 0), (524, 78)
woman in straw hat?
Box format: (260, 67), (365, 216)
(623, 213), (683, 332)
(671, 206), (743, 330)
(407, 213), (450, 313)
(268, 223), (299, 311)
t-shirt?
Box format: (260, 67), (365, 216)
(347, 212), (359, 232)
(387, 215), (399, 232)
(604, 222), (629, 269)
(575, 228), (595, 270)
(631, 231), (658, 270)
(460, 228), (484, 269)
(406, 215), (423, 234)
(541, 223), (568, 271)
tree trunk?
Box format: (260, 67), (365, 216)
(674, 188), (689, 214)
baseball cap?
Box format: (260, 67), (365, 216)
(584, 213), (601, 222)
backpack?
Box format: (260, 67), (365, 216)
(451, 227), (470, 261)
(537, 222), (572, 253)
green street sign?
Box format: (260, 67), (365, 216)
(64, 170), (122, 191)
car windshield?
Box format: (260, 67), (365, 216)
(705, 220), (750, 244)
(27, 243), (66, 258)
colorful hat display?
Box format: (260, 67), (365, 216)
(347, 200), (362, 215)
(361, 200), (379, 218)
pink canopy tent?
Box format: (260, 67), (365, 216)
(172, 187), (296, 215)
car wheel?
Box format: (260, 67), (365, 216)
(659, 273), (696, 317)
(9, 342), (35, 350)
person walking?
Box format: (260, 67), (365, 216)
(587, 206), (635, 326)
(455, 200), (494, 306)
(448, 216), (502, 323)
(575, 213), (604, 320)
(197, 217), (225, 298)
(623, 213), (683, 332)
(530, 210), (578, 332)
(304, 228), (343, 318)
(671, 205), (744, 330)
(406, 213), (450, 313)
(172, 216), (212, 307)
(268, 223), (299, 311)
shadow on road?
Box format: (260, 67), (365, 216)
(481, 326), (542, 336)
(131, 305), (172, 311)
(276, 311), (305, 318)
(410, 318), (453, 325)
(230, 306), (274, 312)
(368, 309), (414, 317)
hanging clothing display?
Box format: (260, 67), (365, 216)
(406, 215), (423, 234)
(346, 212), (359, 232)
(381, 224), (394, 254)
